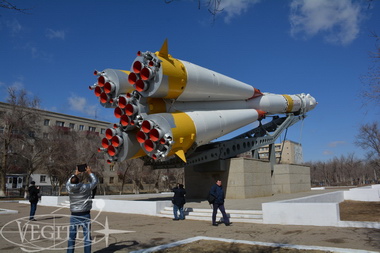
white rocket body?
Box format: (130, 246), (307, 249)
(90, 40), (318, 163)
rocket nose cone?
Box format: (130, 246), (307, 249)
(306, 94), (317, 111)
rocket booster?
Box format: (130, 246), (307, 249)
(90, 69), (135, 108)
(136, 109), (266, 161)
(128, 40), (262, 101)
(90, 40), (317, 164)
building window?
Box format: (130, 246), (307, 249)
(99, 177), (104, 184)
(43, 133), (49, 138)
(79, 125), (84, 131)
(56, 121), (64, 127)
(40, 175), (46, 183)
(88, 126), (96, 132)
(101, 128), (106, 134)
(69, 123), (75, 129)
(44, 119), (50, 126)
(109, 177), (114, 184)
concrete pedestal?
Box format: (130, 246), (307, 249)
(185, 157), (311, 199)
(272, 164), (311, 194)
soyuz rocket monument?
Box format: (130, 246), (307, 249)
(89, 40), (317, 165)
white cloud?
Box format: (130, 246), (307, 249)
(46, 28), (65, 39)
(328, 141), (347, 147)
(6, 19), (22, 36)
(219, 0), (261, 23)
(68, 94), (98, 117)
(10, 80), (25, 91)
(22, 43), (53, 61)
(289, 0), (364, 45)
(323, 150), (333, 155)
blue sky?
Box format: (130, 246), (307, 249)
(1, 0), (379, 162)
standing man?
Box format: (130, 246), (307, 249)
(209, 179), (231, 226)
(66, 165), (98, 253)
(172, 183), (186, 220)
(28, 181), (40, 221)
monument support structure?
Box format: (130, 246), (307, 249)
(185, 157), (311, 199)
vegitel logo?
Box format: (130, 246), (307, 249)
(0, 199), (134, 252)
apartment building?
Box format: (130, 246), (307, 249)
(239, 140), (303, 164)
(0, 101), (111, 194)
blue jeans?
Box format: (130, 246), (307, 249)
(212, 203), (230, 224)
(29, 202), (37, 220)
(173, 204), (184, 220)
(67, 213), (91, 253)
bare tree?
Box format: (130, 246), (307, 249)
(0, 88), (41, 196)
(117, 159), (144, 194)
(165, 0), (223, 22)
(355, 122), (380, 181)
(0, 0), (32, 13)
(43, 126), (102, 195)
(361, 32), (380, 107)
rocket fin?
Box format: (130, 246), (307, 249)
(175, 149), (187, 163)
(159, 39), (169, 59)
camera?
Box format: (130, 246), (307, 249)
(77, 164), (87, 172)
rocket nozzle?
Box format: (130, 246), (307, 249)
(100, 92), (110, 103)
(105, 128), (118, 139)
(128, 72), (138, 85)
(101, 138), (110, 148)
(118, 96), (129, 109)
(144, 139), (155, 152)
(107, 146), (118, 156)
(140, 67), (154, 81)
(98, 76), (106, 87)
(94, 86), (102, 97)
(136, 131), (147, 143)
(141, 120), (154, 133)
(135, 79), (149, 92)
(125, 103), (138, 116)
(150, 128), (163, 142)
(114, 107), (124, 118)
(104, 82), (115, 94)
(111, 135), (123, 147)
(133, 61), (143, 73)
(120, 115), (130, 126)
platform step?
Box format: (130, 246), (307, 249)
(160, 207), (263, 223)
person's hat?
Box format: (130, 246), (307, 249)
(31, 181), (35, 185)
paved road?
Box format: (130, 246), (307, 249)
(0, 199), (379, 252)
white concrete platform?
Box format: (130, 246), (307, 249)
(17, 185), (380, 228)
(262, 185), (380, 228)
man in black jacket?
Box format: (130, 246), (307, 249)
(209, 179), (231, 226)
(28, 181), (40, 221)
(172, 183), (186, 220)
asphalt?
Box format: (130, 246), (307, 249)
(0, 189), (379, 252)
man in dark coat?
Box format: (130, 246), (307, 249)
(172, 183), (186, 220)
(28, 181), (40, 221)
(209, 179), (231, 226)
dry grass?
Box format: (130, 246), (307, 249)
(152, 201), (380, 252)
(339, 200), (380, 222)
